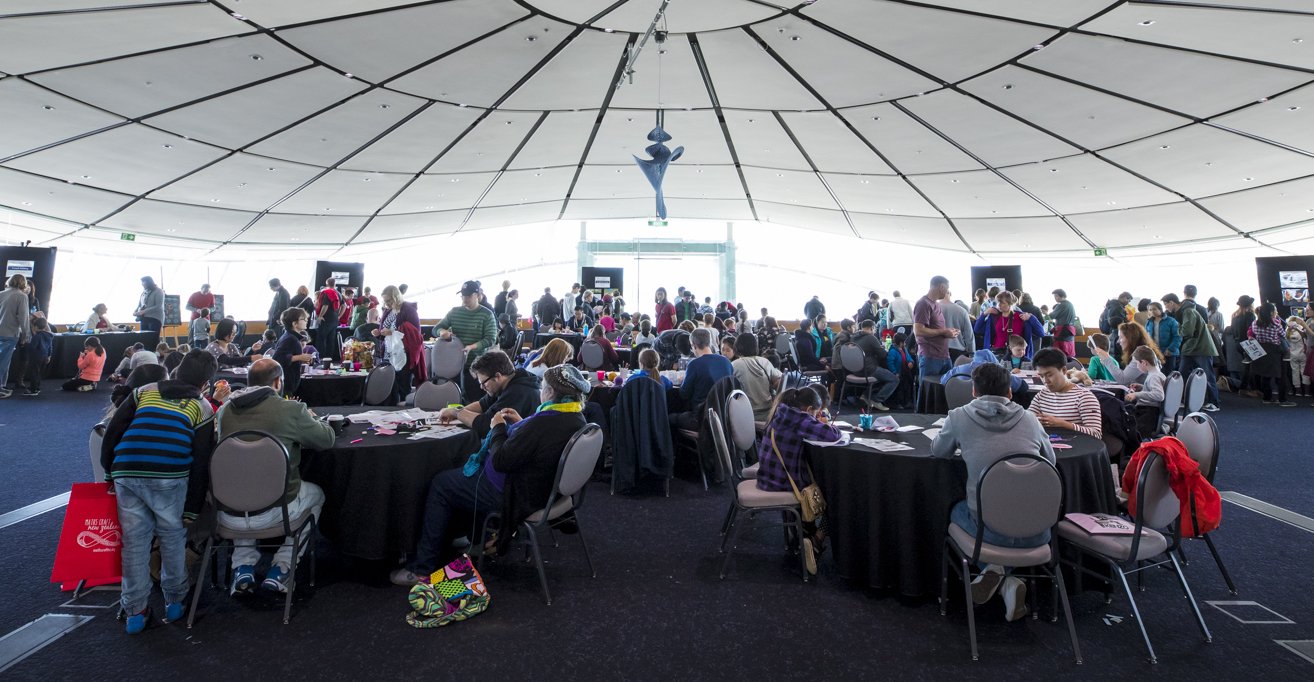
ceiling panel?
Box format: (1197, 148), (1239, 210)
(229, 0), (461, 28)
(569, 165), (650, 200)
(463, 202), (564, 231)
(1021, 33), (1309, 119)
(900, 89), (1080, 167)
(0, 4), (246, 74)
(608, 34), (712, 111)
(842, 103), (983, 174)
(149, 153), (324, 212)
(757, 202), (855, 237)
(1199, 175), (1314, 233)
(1212, 83), (1314, 154)
(742, 168), (839, 210)
(1081, 4), (1314, 70)
(597, 0), (783, 33)
(906, 0), (1112, 27)
(954, 216), (1091, 252)
(778, 112), (894, 175)
(695, 29), (822, 111)
(236, 214), (369, 245)
(479, 167), (576, 207)
(273, 169), (412, 215)
(4, 125), (228, 196)
(341, 104), (484, 174)
(503, 29), (627, 111)
(381, 172), (497, 214)
(427, 110), (545, 174)
(353, 211), (465, 242)
(850, 213), (968, 250)
(908, 170), (1049, 217)
(247, 89), (428, 167)
(821, 174), (940, 217)
(998, 154), (1180, 214)
(663, 166), (746, 201)
(0, 79), (124, 159)
(0, 167), (132, 223)
(100, 199), (256, 241)
(723, 112), (811, 171)
(561, 197), (651, 220)
(505, 110), (599, 170)
(1068, 202), (1238, 248)
(29, 34), (307, 119)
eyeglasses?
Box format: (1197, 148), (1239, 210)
(477, 375), (496, 389)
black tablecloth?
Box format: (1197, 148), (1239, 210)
(47, 331), (159, 380)
(809, 414), (1116, 597)
(295, 372), (368, 406)
(587, 381), (684, 424)
(916, 376), (1038, 414)
(534, 332), (583, 351)
(302, 406), (480, 561)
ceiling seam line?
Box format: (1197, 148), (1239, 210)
(1126, 0), (1314, 18)
(770, 112), (860, 239)
(16, 30), (264, 79)
(688, 33), (759, 222)
(556, 32), (636, 221)
(450, 111), (551, 237)
(0, 1), (205, 20)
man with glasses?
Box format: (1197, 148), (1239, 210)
(436, 350), (540, 438)
(435, 280), (498, 399)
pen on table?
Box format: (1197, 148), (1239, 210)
(350, 438), (364, 444)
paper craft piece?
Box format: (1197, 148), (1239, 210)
(852, 438), (915, 452)
(895, 425), (922, 432)
(1239, 338), (1266, 361)
(1052, 443), (1072, 449)
(374, 428), (397, 436)
(407, 425), (470, 440)
(872, 416), (900, 432)
(830, 420), (855, 430)
(932, 417), (947, 427)
(805, 432), (851, 447)
(1065, 512), (1136, 535)
(922, 428), (942, 441)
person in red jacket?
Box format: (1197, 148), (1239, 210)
(186, 284), (214, 321)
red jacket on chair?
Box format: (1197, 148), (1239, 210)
(1122, 436), (1221, 537)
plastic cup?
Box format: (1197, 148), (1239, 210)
(859, 414), (874, 430)
(597, 371), (605, 382)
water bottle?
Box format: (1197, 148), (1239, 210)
(582, 323), (589, 338)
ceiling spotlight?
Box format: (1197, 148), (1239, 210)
(533, 172), (542, 177)
(1049, 168), (1058, 172)
(860, 179), (870, 184)
(162, 144), (172, 149)
(380, 103), (390, 109)
(604, 28), (614, 33)
(21, 201), (31, 206)
(1290, 106), (1302, 111)
(250, 54), (263, 61)
(790, 35), (800, 41)
(526, 35), (539, 42)
(1138, 19), (1155, 26)
(231, 12), (245, 20)
(43, 105), (54, 110)
(344, 73), (353, 79)
(1003, 84), (1014, 90)
(616, 169), (623, 173)
(776, 173), (784, 178)
(363, 177), (372, 182)
(425, 205), (435, 210)
(950, 179), (959, 183)
(1294, 38), (1304, 43)
(451, 178), (460, 182)
(1243, 177), (1254, 181)
(210, 198), (221, 203)
(80, 174), (91, 179)
(1032, 44), (1044, 50)
(1159, 144), (1170, 149)
(1258, 97), (1269, 103)
(237, 183), (247, 187)
(505, 120), (513, 124)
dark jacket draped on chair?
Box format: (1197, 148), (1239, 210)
(609, 377), (674, 492)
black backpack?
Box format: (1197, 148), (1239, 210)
(1092, 387), (1139, 457)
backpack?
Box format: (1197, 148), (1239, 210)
(1092, 387), (1139, 458)
(404, 555), (490, 628)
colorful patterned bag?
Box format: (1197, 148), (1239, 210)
(404, 555), (490, 628)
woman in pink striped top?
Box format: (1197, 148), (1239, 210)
(1027, 348), (1103, 438)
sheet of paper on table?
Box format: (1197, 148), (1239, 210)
(830, 420), (854, 430)
(895, 425), (922, 432)
(852, 437), (915, 453)
(931, 417), (947, 427)
(407, 425), (469, 440)
(922, 428), (941, 441)
(805, 432), (851, 447)
(871, 416), (900, 432)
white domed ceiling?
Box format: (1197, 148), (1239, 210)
(2, 0), (1314, 256)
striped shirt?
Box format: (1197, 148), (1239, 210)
(434, 305), (497, 364)
(1028, 385), (1102, 438)
(110, 384), (214, 479)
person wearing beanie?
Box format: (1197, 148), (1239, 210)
(391, 363), (588, 586)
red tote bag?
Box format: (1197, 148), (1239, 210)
(50, 483), (122, 589)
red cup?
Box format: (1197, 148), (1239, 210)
(353, 361), (361, 371)
(597, 371), (605, 382)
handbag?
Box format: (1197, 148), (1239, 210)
(769, 430), (826, 523)
(404, 554), (490, 628)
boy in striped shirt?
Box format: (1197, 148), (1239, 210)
(101, 350), (217, 634)
(1027, 348), (1103, 438)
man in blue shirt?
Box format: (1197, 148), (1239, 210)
(672, 328), (733, 431)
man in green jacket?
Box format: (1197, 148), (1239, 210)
(435, 280), (498, 377)
(215, 358), (337, 594)
(1162, 293), (1220, 412)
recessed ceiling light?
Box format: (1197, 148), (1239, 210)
(250, 54), (263, 61)
(344, 73), (353, 79)
(1049, 168), (1058, 173)
(533, 172), (542, 177)
(458, 103), (467, 108)
(1138, 20), (1155, 26)
(526, 35), (538, 42)
(231, 12), (245, 20)
(324, 207), (333, 211)
(616, 169), (623, 173)
(860, 179), (869, 184)
(425, 205), (435, 210)
(790, 35), (800, 41)
(451, 178), (460, 183)
(237, 182), (247, 187)
(1002, 84), (1014, 90)
(506, 120), (514, 125)
(1294, 38), (1304, 44)
(167, 228), (175, 233)
(1107, 201), (1117, 206)
(604, 28), (614, 33)
(267, 167), (276, 172)
(950, 179), (959, 183)
(1243, 177), (1254, 181)
(210, 198), (220, 203)
(80, 174), (91, 179)
(1289, 106), (1302, 111)
(162, 144), (172, 149)
(380, 104), (390, 109)
(1159, 145), (1170, 149)
(776, 173), (784, 178)
(1032, 44), (1044, 51)
(363, 177), (372, 182)
(43, 105), (54, 111)
(290, 237), (299, 241)
(21, 201), (31, 206)
(1258, 97), (1269, 103)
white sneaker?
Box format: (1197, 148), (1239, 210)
(1202, 403), (1220, 412)
(971, 564), (1005, 604)
(77, 383), (95, 392)
(867, 400), (890, 412)
(1002, 576), (1029, 622)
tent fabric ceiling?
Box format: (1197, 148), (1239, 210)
(1, 0), (1314, 255)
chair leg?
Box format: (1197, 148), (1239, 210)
(719, 509), (744, 579)
(1030, 577), (1039, 620)
(720, 503), (737, 539)
(699, 460), (709, 491)
(1054, 568), (1083, 665)
(1169, 552), (1212, 643)
(283, 549), (297, 625)
(960, 555), (978, 661)
(1203, 534), (1238, 595)
(1113, 564), (1157, 664)
(187, 537), (215, 629)
(664, 476), (670, 498)
(574, 515), (596, 578)
(1177, 544), (1189, 566)
(791, 511), (808, 583)
(939, 542), (951, 617)
(522, 525), (552, 606)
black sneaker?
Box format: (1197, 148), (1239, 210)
(23, 389), (39, 396)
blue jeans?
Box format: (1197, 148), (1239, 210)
(139, 317), (161, 333)
(408, 468), (503, 575)
(115, 477), (189, 615)
(871, 367), (899, 403)
(0, 336), (17, 388)
(951, 500), (1050, 549)
(917, 356), (952, 408)
(1179, 354), (1220, 405)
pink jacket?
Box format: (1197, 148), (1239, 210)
(78, 350), (106, 382)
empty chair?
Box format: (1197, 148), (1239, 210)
(362, 365), (396, 406)
(189, 431), (317, 627)
(939, 454), (1081, 663)
(1182, 368), (1207, 415)
(708, 410), (809, 582)
(837, 343), (878, 407)
(1057, 452), (1211, 663)
(1159, 371), (1184, 434)
(353, 323), (379, 341)
(429, 337), (466, 384)
(478, 424), (604, 605)
(944, 375), (975, 412)
(724, 389), (758, 479)
(1174, 412), (1236, 594)
(579, 340), (605, 370)
(413, 380), (462, 411)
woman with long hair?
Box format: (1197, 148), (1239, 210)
(1226, 295), (1256, 391)
(372, 285), (424, 405)
(527, 337), (573, 378)
(1116, 321), (1163, 370)
(1249, 302), (1293, 406)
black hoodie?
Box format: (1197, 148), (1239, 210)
(472, 368), (541, 438)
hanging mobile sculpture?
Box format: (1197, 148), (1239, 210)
(634, 111), (683, 220)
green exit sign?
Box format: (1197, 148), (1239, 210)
(1093, 247), (1107, 257)
(120, 232), (136, 241)
(647, 219), (668, 227)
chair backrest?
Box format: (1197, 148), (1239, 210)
(774, 333), (791, 357)
(944, 375), (975, 411)
(955, 354), (973, 366)
(1174, 412), (1220, 482)
(414, 380), (462, 410)
(1183, 368), (1207, 414)
(580, 340), (605, 370)
(724, 389), (756, 455)
(707, 409), (739, 489)
(1134, 452), (1180, 530)
(1160, 371), (1184, 430)
(354, 323), (379, 341)
(553, 423), (604, 500)
(363, 365), (395, 405)
(429, 337), (465, 381)
(839, 343), (865, 374)
(1065, 359), (1084, 371)
(210, 431), (291, 518)
(976, 454), (1063, 551)
(89, 422), (106, 481)
(513, 330), (525, 352)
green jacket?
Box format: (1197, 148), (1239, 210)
(1088, 355), (1119, 382)
(1179, 306), (1218, 357)
(435, 305), (497, 363)
(215, 386), (336, 505)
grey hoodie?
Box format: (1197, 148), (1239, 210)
(931, 395), (1056, 520)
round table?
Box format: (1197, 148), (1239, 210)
(296, 371), (368, 406)
(47, 330), (159, 380)
(534, 332), (583, 352)
(302, 406), (480, 561)
(808, 413), (1116, 597)
(917, 376), (1039, 413)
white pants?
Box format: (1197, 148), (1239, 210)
(218, 481), (324, 571)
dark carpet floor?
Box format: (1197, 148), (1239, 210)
(1, 379), (1312, 680)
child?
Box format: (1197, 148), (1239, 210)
(1286, 316), (1309, 397)
(62, 336), (105, 391)
(999, 335), (1031, 371)
(885, 332), (916, 409)
(1086, 333), (1120, 382)
(190, 308), (211, 347)
(1124, 346), (1167, 437)
(22, 317), (54, 396)
(155, 342), (172, 363)
(111, 346), (136, 383)
(100, 350), (217, 633)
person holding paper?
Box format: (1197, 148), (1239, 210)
(932, 362), (1055, 622)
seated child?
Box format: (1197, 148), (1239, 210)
(1085, 333), (1120, 382)
(1124, 345), (1167, 437)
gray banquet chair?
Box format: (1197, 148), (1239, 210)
(188, 431), (317, 627)
(837, 343), (878, 408)
(724, 389), (759, 479)
(429, 336), (466, 392)
(944, 375), (975, 412)
(1182, 367), (1208, 416)
(1174, 412), (1236, 594)
(939, 454), (1081, 664)
(362, 365), (396, 406)
(89, 422), (106, 482)
(413, 380), (462, 411)
(579, 339), (605, 371)
(478, 423), (604, 605)
(1057, 452), (1211, 663)
(1159, 371), (1185, 434)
